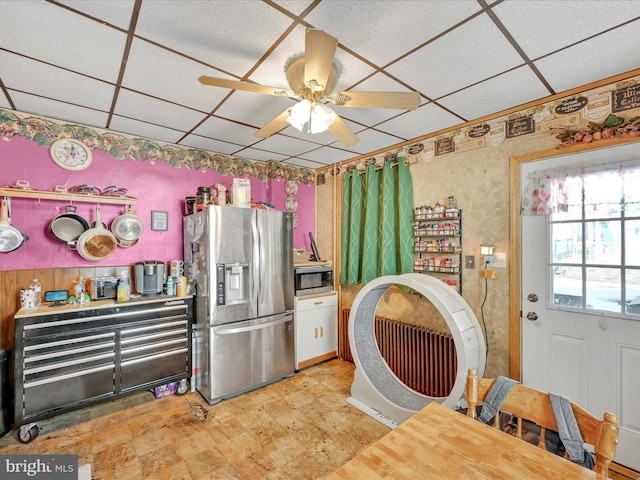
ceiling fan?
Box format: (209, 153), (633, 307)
(199, 29), (421, 147)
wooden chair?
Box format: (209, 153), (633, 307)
(465, 368), (619, 478)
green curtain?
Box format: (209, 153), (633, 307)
(341, 158), (414, 285)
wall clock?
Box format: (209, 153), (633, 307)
(49, 138), (93, 171)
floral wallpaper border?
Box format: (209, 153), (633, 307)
(0, 108), (315, 185)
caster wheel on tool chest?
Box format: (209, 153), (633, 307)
(18, 424), (40, 444)
(176, 379), (189, 396)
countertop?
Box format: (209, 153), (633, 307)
(15, 294), (193, 318)
(294, 261), (332, 267)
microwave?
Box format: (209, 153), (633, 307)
(294, 265), (333, 297)
(90, 277), (119, 300)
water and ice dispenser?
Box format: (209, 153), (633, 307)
(216, 263), (249, 306)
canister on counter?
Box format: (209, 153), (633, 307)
(196, 187), (211, 211)
(176, 276), (187, 296)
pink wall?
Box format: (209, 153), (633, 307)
(0, 137), (315, 270)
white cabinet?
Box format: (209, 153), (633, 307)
(294, 291), (338, 369)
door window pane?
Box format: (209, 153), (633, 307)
(585, 220), (620, 265)
(551, 222), (581, 263)
(625, 269), (640, 315)
(552, 266), (582, 308)
(627, 220), (640, 267)
(585, 267), (620, 313)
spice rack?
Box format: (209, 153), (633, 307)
(413, 202), (462, 294)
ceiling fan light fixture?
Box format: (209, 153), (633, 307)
(309, 103), (336, 134)
(287, 99), (312, 131)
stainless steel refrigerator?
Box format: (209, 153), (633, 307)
(183, 205), (294, 405)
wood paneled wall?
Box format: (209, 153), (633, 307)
(0, 265), (132, 351)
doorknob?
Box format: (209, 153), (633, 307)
(527, 293), (539, 302)
(526, 312), (538, 321)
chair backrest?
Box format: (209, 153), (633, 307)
(465, 368), (619, 477)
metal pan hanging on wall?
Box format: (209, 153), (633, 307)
(111, 205), (143, 243)
(50, 205), (89, 243)
(0, 198), (26, 253)
(74, 206), (117, 261)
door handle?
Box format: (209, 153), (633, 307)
(314, 327), (318, 338)
(320, 326), (323, 337)
(526, 312), (538, 321)
(527, 293), (539, 302)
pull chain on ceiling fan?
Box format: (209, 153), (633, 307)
(198, 29), (421, 147)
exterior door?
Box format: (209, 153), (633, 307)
(520, 143), (640, 471)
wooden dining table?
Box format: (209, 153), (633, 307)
(326, 401), (601, 479)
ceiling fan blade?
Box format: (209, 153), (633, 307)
(304, 29), (338, 92)
(199, 76), (292, 97)
(328, 115), (359, 147)
(254, 109), (291, 139)
(332, 91), (421, 110)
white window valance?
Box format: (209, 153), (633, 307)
(521, 158), (640, 216)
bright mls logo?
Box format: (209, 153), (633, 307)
(1, 455), (77, 479)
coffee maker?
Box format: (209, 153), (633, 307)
(134, 260), (165, 295)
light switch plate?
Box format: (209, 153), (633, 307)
(465, 255), (475, 269)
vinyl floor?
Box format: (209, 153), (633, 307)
(0, 360), (390, 479)
(0, 359), (635, 479)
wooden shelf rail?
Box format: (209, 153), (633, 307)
(0, 187), (136, 206)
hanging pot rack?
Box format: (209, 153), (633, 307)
(0, 186), (136, 206)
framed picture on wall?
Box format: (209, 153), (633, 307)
(151, 211), (168, 231)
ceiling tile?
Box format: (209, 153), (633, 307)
(534, 20), (640, 93)
(299, 146), (360, 164)
(114, 89), (205, 132)
(122, 38), (232, 111)
(345, 128), (407, 155)
(306, 0), (481, 66)
(438, 66), (550, 121)
(135, 1), (293, 76)
(9, 91), (109, 129)
(272, 0), (315, 17)
(493, 1), (640, 60)
(109, 116), (186, 145)
(192, 116), (263, 146)
(1, 91), (11, 109)
(376, 103), (462, 140)
(1, 1), (127, 82)
(235, 148), (289, 163)
(252, 133), (324, 157)
(180, 134), (246, 156)
(283, 158), (325, 169)
(387, 13), (525, 99)
(0, 52), (115, 111)
(58, 0), (136, 29)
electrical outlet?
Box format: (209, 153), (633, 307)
(487, 252), (507, 269)
(465, 255), (475, 269)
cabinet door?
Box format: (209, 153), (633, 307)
(317, 304), (337, 357)
(295, 298), (319, 366)
(294, 293), (337, 367)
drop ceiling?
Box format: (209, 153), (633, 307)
(1, 0), (638, 170)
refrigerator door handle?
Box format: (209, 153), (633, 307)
(213, 314), (292, 335)
(251, 212), (260, 307)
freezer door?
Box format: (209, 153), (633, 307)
(199, 206), (258, 325)
(198, 313), (295, 404)
(256, 209), (294, 317)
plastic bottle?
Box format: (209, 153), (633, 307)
(166, 277), (175, 296)
(30, 279), (42, 306)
